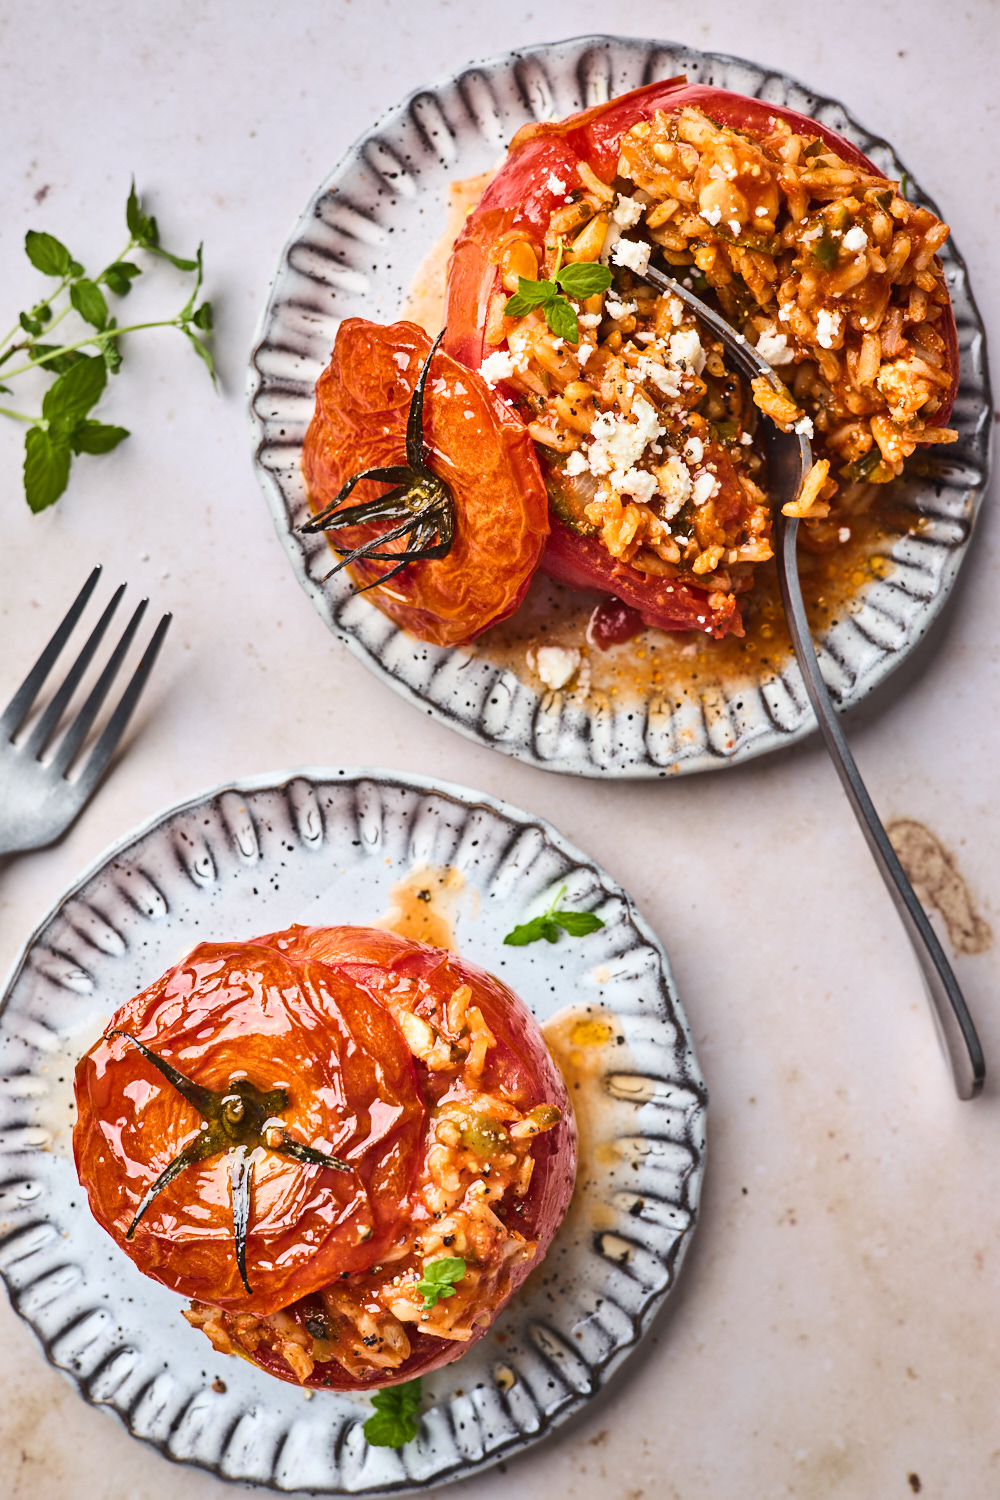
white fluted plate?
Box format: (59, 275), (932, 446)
(248, 34), (991, 779)
(0, 769), (705, 1494)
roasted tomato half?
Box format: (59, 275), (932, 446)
(302, 319), (549, 648)
(444, 76), (959, 639)
(74, 925), (576, 1391)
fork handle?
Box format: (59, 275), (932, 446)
(776, 509), (985, 1100)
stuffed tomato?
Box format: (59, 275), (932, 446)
(444, 76), (959, 640)
(74, 925), (576, 1391)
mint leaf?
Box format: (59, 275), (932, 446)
(415, 1256), (466, 1309)
(553, 910), (605, 937)
(184, 328), (217, 387)
(545, 294), (579, 344)
(503, 916), (560, 946)
(102, 261), (142, 297)
(69, 420), (129, 455)
(42, 355), (107, 424)
(25, 230), (73, 278)
(151, 245), (200, 272)
(19, 312), (44, 337)
(24, 427), (72, 512)
(503, 276), (557, 319)
(192, 300), (213, 331)
(70, 278), (109, 329)
(504, 884), (604, 945)
(556, 261), (612, 298)
(363, 1379), (422, 1449)
(32, 344), (86, 375)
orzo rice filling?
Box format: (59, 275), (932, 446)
(185, 976), (560, 1382)
(479, 102), (956, 597)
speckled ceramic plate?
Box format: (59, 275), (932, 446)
(248, 35), (991, 778)
(0, 769), (705, 1495)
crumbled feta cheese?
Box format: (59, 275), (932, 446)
(793, 415), (815, 438)
(612, 194), (644, 229)
(613, 466), (659, 503)
(756, 328), (795, 366)
(838, 526), (851, 542)
(606, 296), (638, 321)
(589, 394), (664, 478)
(815, 308), (843, 349)
(536, 645), (580, 690)
(740, 431), (754, 445)
(683, 435), (704, 465)
(778, 304), (792, 322)
(656, 455), (693, 519)
(478, 351), (516, 387)
(636, 357), (681, 399)
(842, 225), (868, 253)
(635, 331), (656, 343)
(564, 450), (588, 476)
(546, 172), (567, 195)
(701, 205), (723, 227)
(576, 343), (593, 367)
(692, 471), (720, 505)
(755, 205), (769, 218)
(728, 219), (741, 236)
(551, 338), (564, 351)
(669, 328), (705, 374)
(611, 237), (651, 276)
(578, 312), (602, 329)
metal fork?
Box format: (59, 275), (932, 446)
(0, 566), (171, 856)
(637, 262), (984, 1100)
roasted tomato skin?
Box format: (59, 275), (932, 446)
(235, 926), (577, 1392)
(73, 940), (425, 1317)
(444, 78), (959, 634)
(302, 319), (549, 647)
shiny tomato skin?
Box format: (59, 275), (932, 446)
(302, 319), (549, 647)
(73, 941), (425, 1317)
(240, 926), (578, 1392)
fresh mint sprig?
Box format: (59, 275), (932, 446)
(362, 1378), (422, 1449)
(415, 1255), (466, 1309)
(2, 180), (214, 513)
(503, 251), (612, 344)
(503, 884), (605, 947)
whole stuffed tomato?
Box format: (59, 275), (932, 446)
(74, 925), (576, 1391)
(444, 76), (959, 641)
(302, 319), (549, 648)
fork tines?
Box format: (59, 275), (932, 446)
(2, 565), (171, 783)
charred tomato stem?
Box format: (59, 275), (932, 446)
(302, 329), (456, 591)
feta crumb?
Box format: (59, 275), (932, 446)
(755, 205), (769, 218)
(656, 455), (693, 518)
(793, 415), (815, 438)
(683, 435), (704, 465)
(692, 471), (720, 505)
(701, 205), (723, 227)
(636, 357), (681, 399)
(612, 193), (644, 229)
(613, 466), (659, 503)
(842, 225), (868, 253)
(576, 343), (593, 367)
(728, 219), (741, 236)
(589, 394), (664, 478)
(564, 450), (588, 476)
(778, 305), (792, 322)
(606, 297), (638, 321)
(478, 351), (515, 387)
(536, 645), (580, 690)
(815, 308), (843, 349)
(669, 327), (705, 375)
(740, 431), (754, 445)
(546, 172), (567, 195)
(578, 312), (602, 329)
(635, 331), (656, 343)
(551, 338), (564, 351)
(611, 237), (651, 276)
(838, 526), (851, 542)
(756, 328), (795, 366)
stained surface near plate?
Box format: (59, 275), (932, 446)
(0, 769), (705, 1495)
(248, 34), (991, 779)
